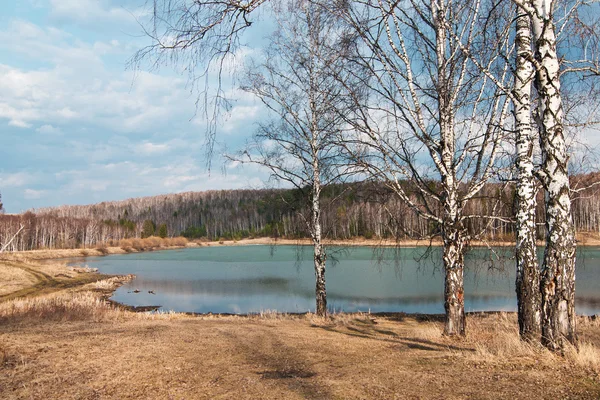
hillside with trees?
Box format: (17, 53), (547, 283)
(0, 175), (598, 252)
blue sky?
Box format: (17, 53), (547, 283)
(1, 1), (599, 213)
(0, 0), (270, 213)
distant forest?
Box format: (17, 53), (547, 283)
(0, 175), (599, 252)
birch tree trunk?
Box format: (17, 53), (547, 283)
(436, 0), (466, 336)
(526, 0), (577, 350)
(312, 173), (327, 317)
(513, 12), (541, 341)
(310, 62), (327, 317)
(233, 1), (349, 318)
(442, 220), (466, 336)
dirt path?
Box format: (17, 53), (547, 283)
(0, 260), (108, 302)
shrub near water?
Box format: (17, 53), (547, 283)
(118, 236), (188, 252)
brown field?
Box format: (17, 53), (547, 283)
(1, 247), (600, 399)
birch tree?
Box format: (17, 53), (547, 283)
(447, 0), (599, 346)
(511, 0), (588, 350)
(335, 0), (512, 335)
(235, 0), (356, 316)
(513, 12), (542, 341)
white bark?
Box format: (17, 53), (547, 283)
(435, 0), (467, 336)
(513, 0), (577, 350)
(0, 224), (25, 253)
(514, 12), (541, 340)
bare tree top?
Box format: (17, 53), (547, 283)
(131, 0), (270, 166)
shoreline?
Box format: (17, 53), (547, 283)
(1, 232), (600, 263)
(2, 233), (599, 315)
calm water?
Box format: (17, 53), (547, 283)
(72, 245), (600, 315)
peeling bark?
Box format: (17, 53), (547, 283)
(442, 223), (466, 336)
(513, 13), (541, 341)
(314, 242), (327, 317)
(518, 0), (577, 350)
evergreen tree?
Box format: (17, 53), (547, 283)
(141, 220), (156, 238)
(158, 223), (168, 238)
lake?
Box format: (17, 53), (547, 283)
(72, 245), (600, 315)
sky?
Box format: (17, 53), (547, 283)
(1, 1), (599, 213)
(0, 0), (271, 213)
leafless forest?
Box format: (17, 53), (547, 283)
(0, 175), (598, 251)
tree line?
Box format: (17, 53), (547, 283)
(0, 175), (598, 251)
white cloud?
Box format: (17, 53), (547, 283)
(24, 189), (46, 200)
(48, 0), (142, 29)
(222, 105), (261, 133)
(136, 142), (170, 155)
(163, 175), (196, 188)
(8, 119), (32, 129)
(37, 124), (62, 134)
(0, 6), (270, 211)
(0, 172), (35, 188)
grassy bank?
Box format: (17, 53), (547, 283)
(1, 285), (600, 399)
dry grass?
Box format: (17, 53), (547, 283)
(0, 291), (117, 322)
(85, 275), (134, 291)
(0, 264), (37, 296)
(0, 238), (191, 265)
(2, 306), (598, 399)
(566, 342), (600, 372)
(459, 313), (553, 365)
(96, 246), (109, 255)
(1, 253), (599, 398)
(117, 236), (188, 251)
(411, 321), (443, 340)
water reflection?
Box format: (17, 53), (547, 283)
(71, 245), (600, 315)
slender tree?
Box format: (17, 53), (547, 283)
(234, 0), (357, 316)
(513, 11), (541, 341)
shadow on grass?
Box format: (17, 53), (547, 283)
(222, 328), (333, 399)
(314, 317), (473, 353)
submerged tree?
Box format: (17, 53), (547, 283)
(235, 0), (357, 316)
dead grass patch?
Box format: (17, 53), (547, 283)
(117, 236), (188, 252)
(459, 313), (555, 365)
(0, 344), (25, 370)
(83, 275), (135, 291)
(0, 291), (119, 322)
(0, 304), (599, 399)
(566, 342), (600, 373)
(412, 321), (443, 341)
(95, 246), (109, 255)
(0, 264), (37, 296)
